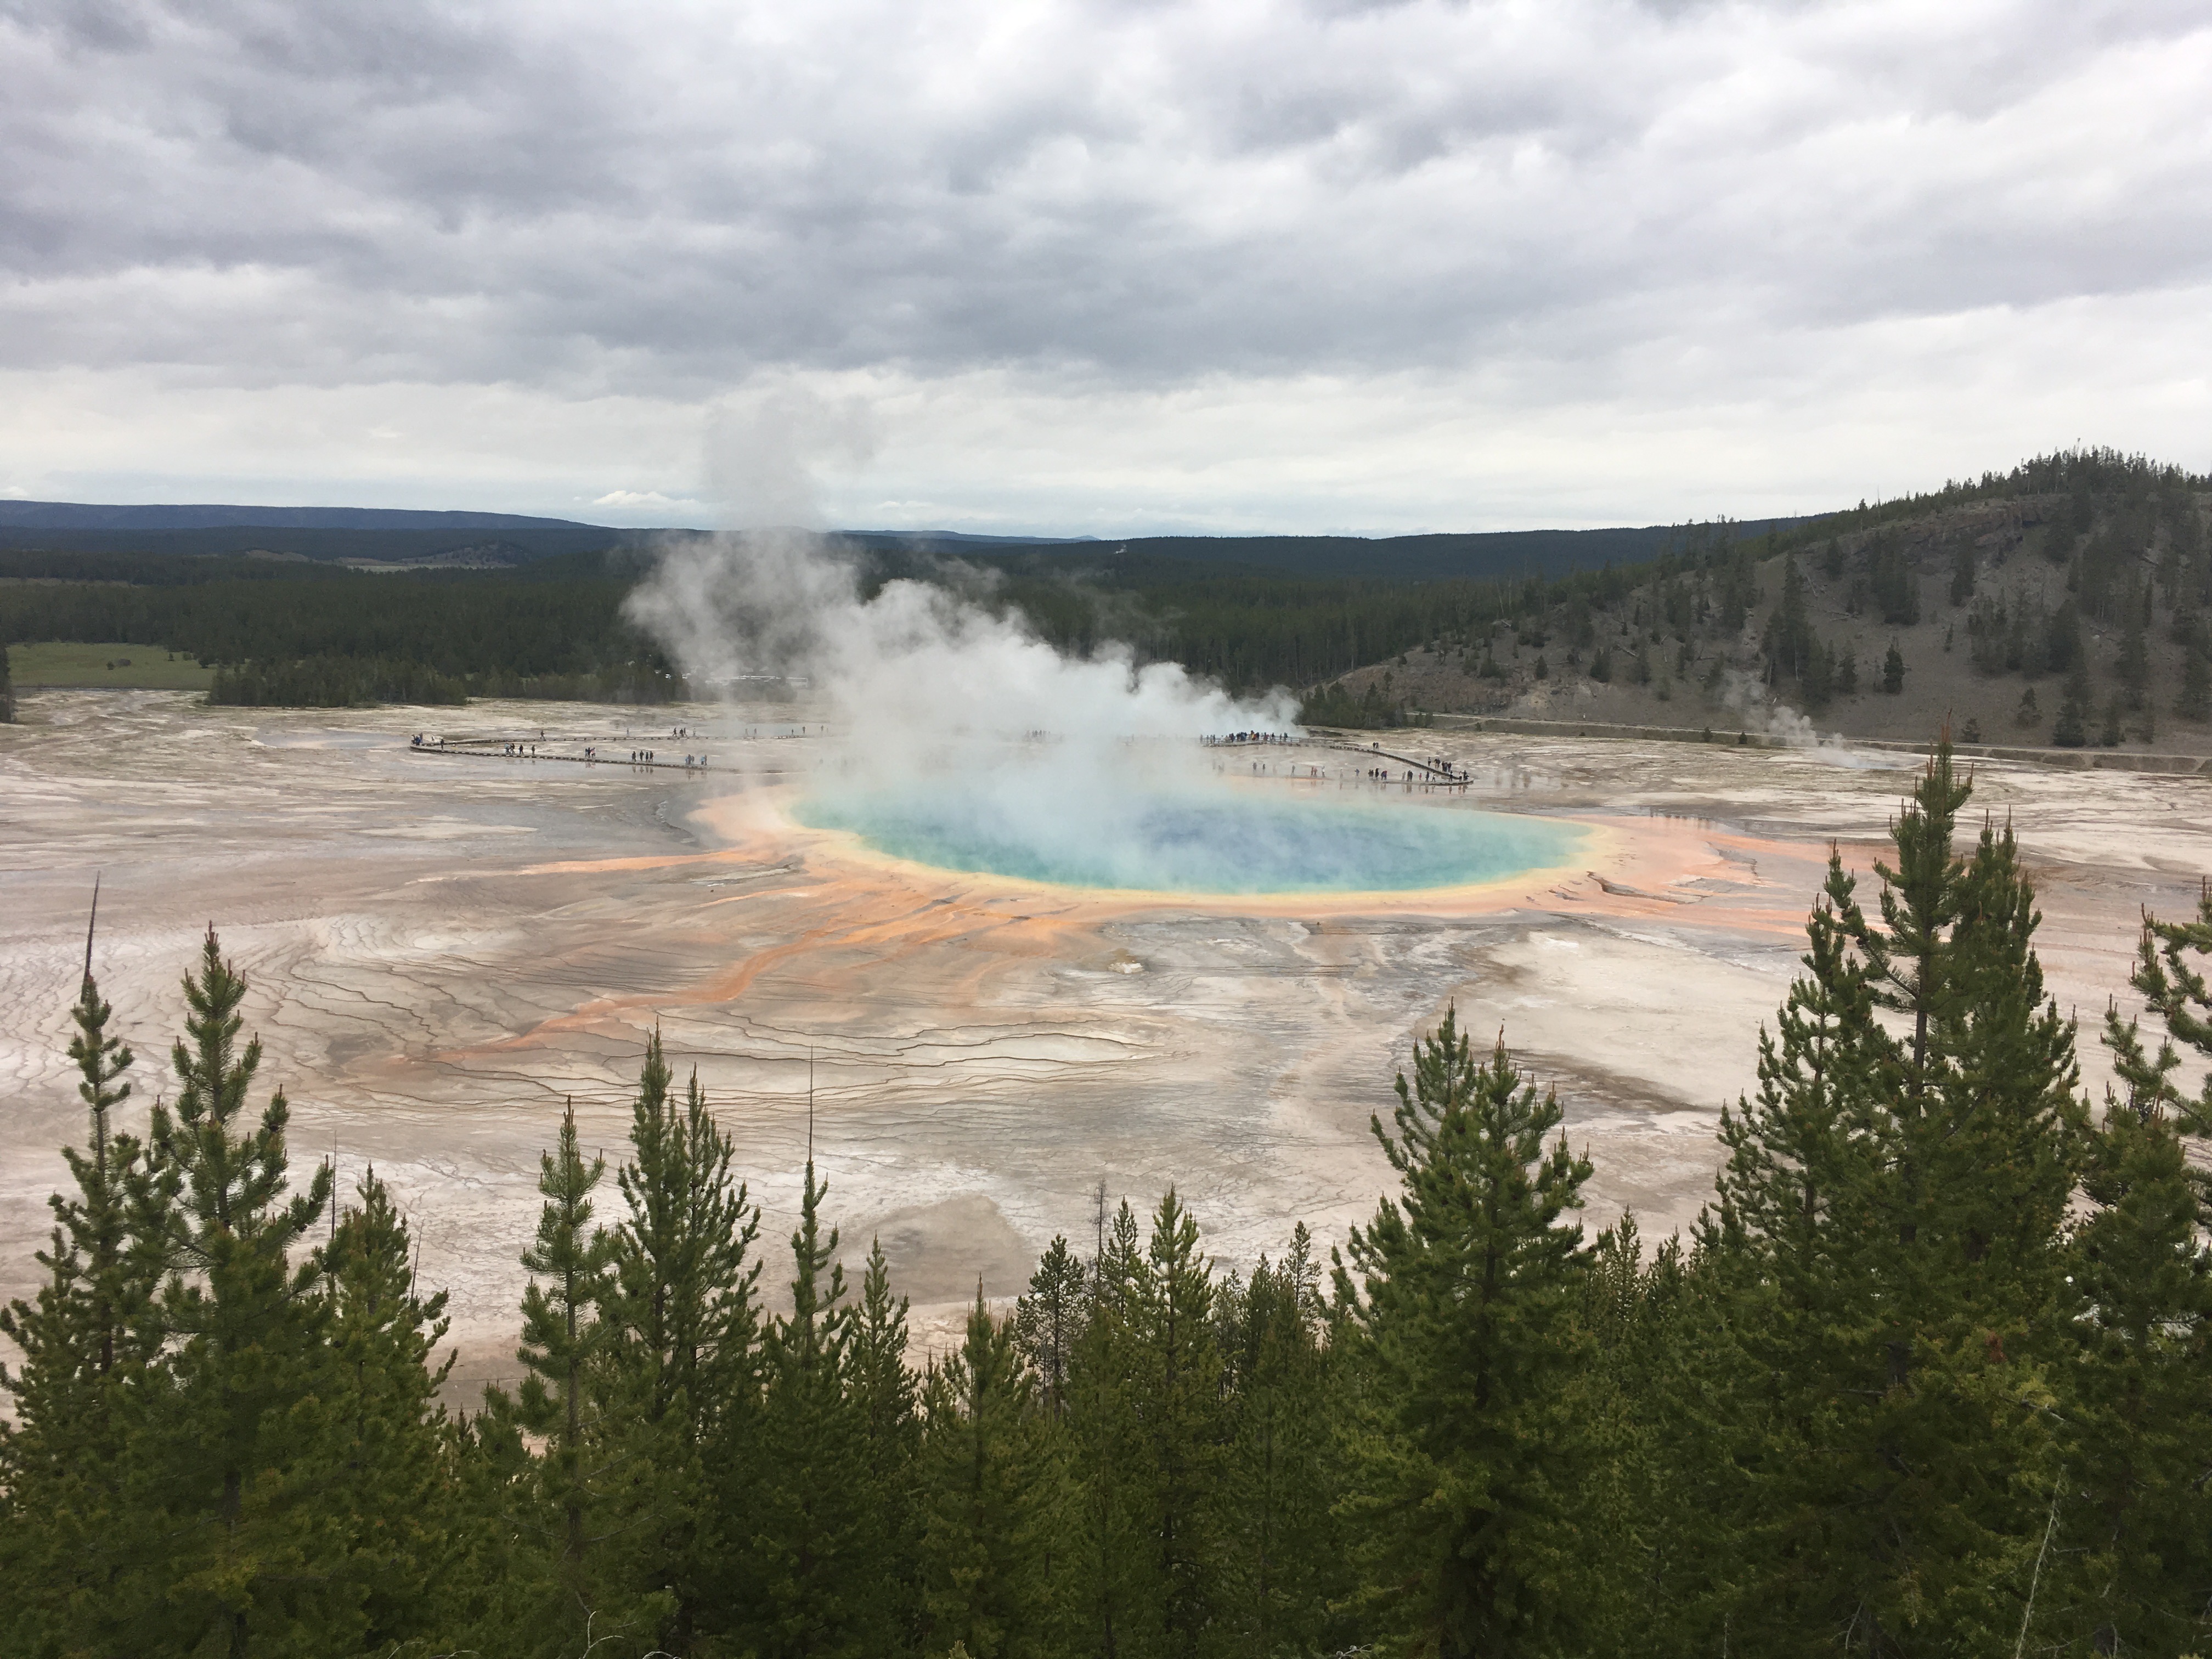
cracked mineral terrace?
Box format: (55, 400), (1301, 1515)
(4, 690), (2205, 1392)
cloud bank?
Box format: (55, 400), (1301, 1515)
(2, 0), (2207, 527)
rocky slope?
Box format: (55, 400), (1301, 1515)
(1328, 478), (2212, 757)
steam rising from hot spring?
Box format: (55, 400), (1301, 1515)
(624, 529), (1300, 861)
(627, 528), (1295, 755)
(626, 531), (1585, 893)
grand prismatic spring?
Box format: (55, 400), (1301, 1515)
(797, 786), (1587, 895)
(5, 690), (2209, 1386)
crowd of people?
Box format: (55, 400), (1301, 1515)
(404, 721), (1488, 787)
(404, 733), (714, 771)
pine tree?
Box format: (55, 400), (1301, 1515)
(504, 1099), (623, 1647)
(2100, 692), (2125, 746)
(1217, 1224), (1348, 1656)
(2181, 636), (2212, 721)
(1341, 1008), (1594, 1656)
(1705, 743), (2089, 1651)
(307, 1167), (467, 1651)
(851, 1238), (922, 1642)
(605, 1035), (761, 1655)
(1764, 557), (1812, 683)
(1702, 848), (1901, 1649)
(2053, 667), (2091, 745)
(1802, 636), (1834, 708)
(123, 925), (340, 1655)
(0, 640), (14, 723)
(1, 891), (149, 1426)
(2116, 619), (2150, 708)
(1865, 537), (1903, 620)
(1883, 637), (1905, 693)
(916, 1289), (1052, 1658)
(1012, 1236), (1087, 1423)
(1064, 1201), (1152, 1654)
(2046, 1013), (2212, 1652)
(1134, 1190), (1227, 1652)
(742, 1154), (878, 1658)
(1570, 1218), (1735, 1658)
(0, 891), (166, 1650)
(2043, 886), (2212, 1647)
(2125, 881), (2212, 1135)
(1707, 851), (1881, 1269)
(417, 1410), (535, 1655)
(1950, 542), (1977, 606)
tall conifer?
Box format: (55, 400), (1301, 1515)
(2041, 896), (2212, 1649)
(851, 1238), (922, 1641)
(606, 1036), (761, 1655)
(1571, 1218), (1733, 1657)
(916, 1289), (1051, 1658)
(1217, 1224), (1347, 1656)
(0, 889), (165, 1650)
(1707, 742), (2090, 1650)
(744, 1154), (878, 1658)
(2055, 1068), (2212, 1651)
(505, 1099), (624, 1645)
(1135, 1190), (1226, 1654)
(1341, 1010), (1594, 1655)
(1006, 1237), (1087, 1639)
(126, 926), (339, 1655)
(1064, 1201), (1150, 1653)
(1, 889), (149, 1441)
(1013, 1235), (1086, 1423)
(307, 1167), (465, 1651)
(2123, 880), (2212, 1133)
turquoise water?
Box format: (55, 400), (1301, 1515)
(797, 787), (1584, 895)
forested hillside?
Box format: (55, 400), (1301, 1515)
(3, 449), (2205, 723)
(1317, 448), (2212, 747)
(853, 516), (1807, 582)
(0, 537), (1586, 709)
(4, 745), (2210, 1656)
(0, 554), (684, 706)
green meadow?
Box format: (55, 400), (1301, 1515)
(5, 640), (215, 690)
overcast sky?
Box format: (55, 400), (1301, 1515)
(2, 0), (2207, 533)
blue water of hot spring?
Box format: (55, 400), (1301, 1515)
(795, 787), (1585, 895)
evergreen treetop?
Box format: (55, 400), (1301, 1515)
(606, 1035), (763, 1655)
(2120, 880), (2212, 1138)
(917, 1288), (1048, 1659)
(1703, 740), (2091, 1650)
(125, 927), (344, 1656)
(611, 1032), (761, 1437)
(509, 1096), (619, 1634)
(0, 885), (152, 1424)
(148, 926), (333, 1298)
(1012, 1234), (1086, 1422)
(1342, 1008), (1595, 1656)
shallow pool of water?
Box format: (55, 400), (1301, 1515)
(797, 786), (1585, 894)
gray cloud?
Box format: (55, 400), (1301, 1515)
(1, 0), (2207, 523)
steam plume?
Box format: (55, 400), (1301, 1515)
(623, 529), (1302, 872)
(627, 529), (1294, 746)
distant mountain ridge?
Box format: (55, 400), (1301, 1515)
(0, 500), (607, 532)
(849, 520), (1819, 582)
(0, 499), (1819, 582)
